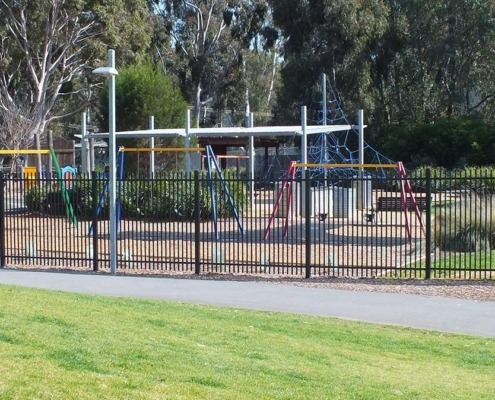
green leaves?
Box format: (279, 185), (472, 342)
(375, 115), (495, 168)
(151, 0), (272, 126)
(271, 0), (391, 124)
(97, 63), (189, 172)
(100, 63), (188, 132)
(271, 0), (495, 137)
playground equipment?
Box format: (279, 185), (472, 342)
(84, 106), (365, 273)
(88, 145), (244, 240)
(85, 106), (363, 191)
(263, 161), (298, 240)
(205, 145), (244, 240)
(49, 148), (78, 227)
(308, 74), (394, 179)
(88, 148), (125, 235)
(263, 162), (425, 242)
(83, 107), (365, 227)
(0, 148), (78, 227)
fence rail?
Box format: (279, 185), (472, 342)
(0, 169), (494, 279)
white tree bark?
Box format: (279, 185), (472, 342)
(156, 0), (241, 127)
(0, 0), (98, 172)
(267, 40), (281, 106)
(193, 82), (202, 128)
(243, 57), (250, 124)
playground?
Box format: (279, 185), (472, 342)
(1, 145), (494, 279)
(0, 70), (493, 279)
(1, 166), (429, 278)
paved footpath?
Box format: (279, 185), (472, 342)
(1, 268), (495, 338)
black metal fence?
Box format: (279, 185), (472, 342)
(0, 169), (494, 279)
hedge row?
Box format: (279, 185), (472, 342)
(24, 173), (248, 222)
(408, 166), (495, 193)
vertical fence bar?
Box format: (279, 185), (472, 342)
(0, 172), (5, 268)
(194, 171), (201, 275)
(425, 168), (432, 279)
(305, 177), (311, 279)
(91, 171), (99, 272)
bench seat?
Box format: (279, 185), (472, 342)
(376, 196), (427, 212)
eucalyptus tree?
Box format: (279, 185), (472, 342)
(210, 31), (280, 126)
(150, 0), (272, 127)
(365, 0), (495, 125)
(0, 0), (151, 170)
(389, 0), (495, 121)
(268, 0), (390, 125)
(0, 103), (35, 170)
(241, 46), (281, 124)
(269, 0), (495, 128)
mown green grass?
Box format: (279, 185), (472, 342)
(395, 251), (495, 278)
(430, 251), (495, 271)
(0, 284), (494, 399)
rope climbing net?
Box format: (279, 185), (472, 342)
(308, 78), (395, 180)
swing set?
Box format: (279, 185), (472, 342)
(263, 161), (425, 242)
(88, 145), (244, 240)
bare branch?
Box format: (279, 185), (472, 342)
(0, 103), (36, 149)
(468, 89), (495, 113)
(0, 0), (104, 173)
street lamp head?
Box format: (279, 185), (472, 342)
(92, 66), (118, 77)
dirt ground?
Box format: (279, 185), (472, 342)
(4, 205), (427, 276)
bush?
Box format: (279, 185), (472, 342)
(118, 171), (248, 222)
(24, 178), (94, 220)
(434, 193), (495, 252)
(24, 184), (52, 213)
(408, 166), (495, 193)
(375, 115), (495, 168)
(24, 171), (249, 223)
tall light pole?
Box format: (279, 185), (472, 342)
(93, 49), (118, 275)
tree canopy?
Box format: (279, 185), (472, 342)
(375, 115), (495, 169)
(269, 0), (495, 127)
(0, 0), (151, 169)
(97, 63), (189, 172)
(98, 63), (188, 132)
(150, 0), (274, 127)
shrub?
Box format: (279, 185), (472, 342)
(117, 171), (248, 222)
(408, 166), (495, 193)
(24, 171), (249, 223)
(24, 184), (52, 213)
(375, 115), (495, 168)
(434, 193), (495, 252)
(24, 178), (94, 220)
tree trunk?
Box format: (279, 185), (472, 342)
(193, 83), (201, 128)
(243, 58), (250, 125)
(35, 131), (42, 178)
(267, 48), (278, 106)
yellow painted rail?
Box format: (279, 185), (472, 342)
(294, 163), (397, 169)
(0, 149), (51, 155)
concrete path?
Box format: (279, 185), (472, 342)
(1, 268), (494, 338)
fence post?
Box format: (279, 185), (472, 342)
(425, 168), (432, 280)
(0, 172), (5, 268)
(91, 171), (99, 272)
(305, 177), (311, 279)
(194, 171), (201, 275)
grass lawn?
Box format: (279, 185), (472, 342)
(393, 250), (495, 279)
(0, 285), (494, 399)
(430, 250), (495, 275)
